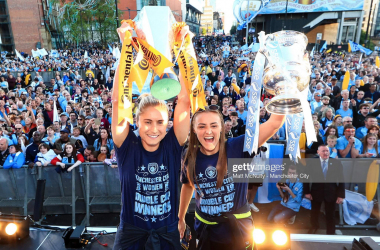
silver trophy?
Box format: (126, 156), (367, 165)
(259, 30), (311, 114)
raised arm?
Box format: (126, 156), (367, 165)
(111, 24), (130, 149)
(173, 73), (190, 146)
(111, 66), (129, 148)
(258, 114), (286, 147)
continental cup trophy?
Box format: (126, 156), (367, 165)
(259, 30), (311, 114)
(133, 6), (181, 100)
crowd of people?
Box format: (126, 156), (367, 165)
(0, 38), (379, 170)
(0, 31), (376, 247)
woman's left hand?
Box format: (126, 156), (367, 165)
(67, 166), (74, 172)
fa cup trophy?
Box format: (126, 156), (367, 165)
(259, 30), (311, 114)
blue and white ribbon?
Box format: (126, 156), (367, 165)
(244, 52), (265, 154)
(285, 113), (304, 162)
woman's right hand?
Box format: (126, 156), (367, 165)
(178, 219), (186, 239)
(59, 162), (65, 169)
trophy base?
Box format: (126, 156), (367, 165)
(151, 78), (181, 101)
(265, 94), (303, 115)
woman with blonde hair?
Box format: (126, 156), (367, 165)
(111, 23), (191, 250)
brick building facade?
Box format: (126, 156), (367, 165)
(4, 0), (50, 53)
(119, 0), (182, 22)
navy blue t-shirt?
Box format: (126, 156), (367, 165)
(115, 128), (182, 233)
(181, 135), (253, 244)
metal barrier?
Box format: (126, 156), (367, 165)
(0, 159), (379, 229)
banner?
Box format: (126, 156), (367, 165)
(31, 49), (40, 58)
(15, 49), (25, 61)
(236, 0), (272, 30)
(173, 22), (206, 112)
(53, 100), (60, 123)
(117, 30), (134, 124)
(343, 190), (373, 225)
(234, 0), (363, 19)
(348, 40), (373, 55)
(285, 113), (304, 162)
(243, 52), (265, 154)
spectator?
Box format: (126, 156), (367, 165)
(315, 96), (335, 120)
(224, 120), (233, 138)
(25, 131), (42, 167)
(0, 138), (10, 166)
(364, 83), (380, 102)
(333, 89), (351, 111)
(94, 128), (113, 151)
(310, 92), (322, 114)
(323, 125), (338, 143)
(267, 165), (303, 224)
(320, 108), (335, 130)
(359, 133), (379, 158)
(326, 135), (338, 159)
(95, 108), (110, 130)
(34, 143), (56, 167)
(229, 111), (245, 136)
(53, 129), (78, 154)
(42, 126), (60, 148)
(51, 142), (85, 173)
(3, 144), (25, 169)
(78, 145), (95, 162)
(236, 101), (247, 125)
(356, 116), (378, 139)
(336, 99), (353, 118)
(336, 124), (362, 158)
(352, 99), (380, 128)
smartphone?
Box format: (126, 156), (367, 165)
(181, 225), (191, 250)
(278, 182), (286, 187)
(94, 118), (101, 126)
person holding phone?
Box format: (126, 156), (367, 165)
(267, 165), (303, 224)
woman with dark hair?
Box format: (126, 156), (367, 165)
(94, 128), (113, 151)
(179, 106), (285, 249)
(51, 142), (85, 173)
(323, 125), (339, 144)
(3, 144), (25, 169)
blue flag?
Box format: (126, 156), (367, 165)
(237, 0), (272, 31)
(319, 41), (327, 53)
(348, 40), (372, 55)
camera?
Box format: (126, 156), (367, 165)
(278, 182), (287, 187)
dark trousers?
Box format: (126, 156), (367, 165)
(267, 203), (297, 224)
(311, 200), (336, 235)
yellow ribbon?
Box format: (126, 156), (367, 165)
(173, 22), (206, 112)
(117, 30), (134, 125)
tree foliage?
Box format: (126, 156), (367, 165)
(359, 30), (375, 50)
(51, 0), (123, 44)
(230, 24), (237, 35)
(201, 28), (206, 36)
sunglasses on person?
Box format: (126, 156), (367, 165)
(15, 127), (22, 130)
(344, 120), (353, 123)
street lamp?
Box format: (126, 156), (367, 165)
(115, 0), (119, 28)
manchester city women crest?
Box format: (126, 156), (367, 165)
(205, 166), (217, 179)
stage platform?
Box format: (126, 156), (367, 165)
(1, 227), (380, 250)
